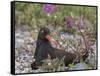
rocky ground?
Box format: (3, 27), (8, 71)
(15, 28), (36, 74)
(15, 27), (97, 74)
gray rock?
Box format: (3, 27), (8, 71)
(69, 62), (89, 70)
(85, 42), (97, 69)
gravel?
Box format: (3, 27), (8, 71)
(15, 30), (36, 74)
(15, 28), (96, 74)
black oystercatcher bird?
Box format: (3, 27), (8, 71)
(31, 27), (87, 70)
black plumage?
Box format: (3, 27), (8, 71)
(31, 27), (78, 70)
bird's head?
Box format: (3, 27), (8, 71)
(38, 27), (58, 45)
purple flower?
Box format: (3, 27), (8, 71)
(64, 16), (74, 28)
(43, 4), (54, 13)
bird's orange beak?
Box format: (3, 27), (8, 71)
(46, 35), (58, 45)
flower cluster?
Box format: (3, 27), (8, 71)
(43, 4), (54, 13)
(64, 16), (74, 29)
(42, 4), (87, 30)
